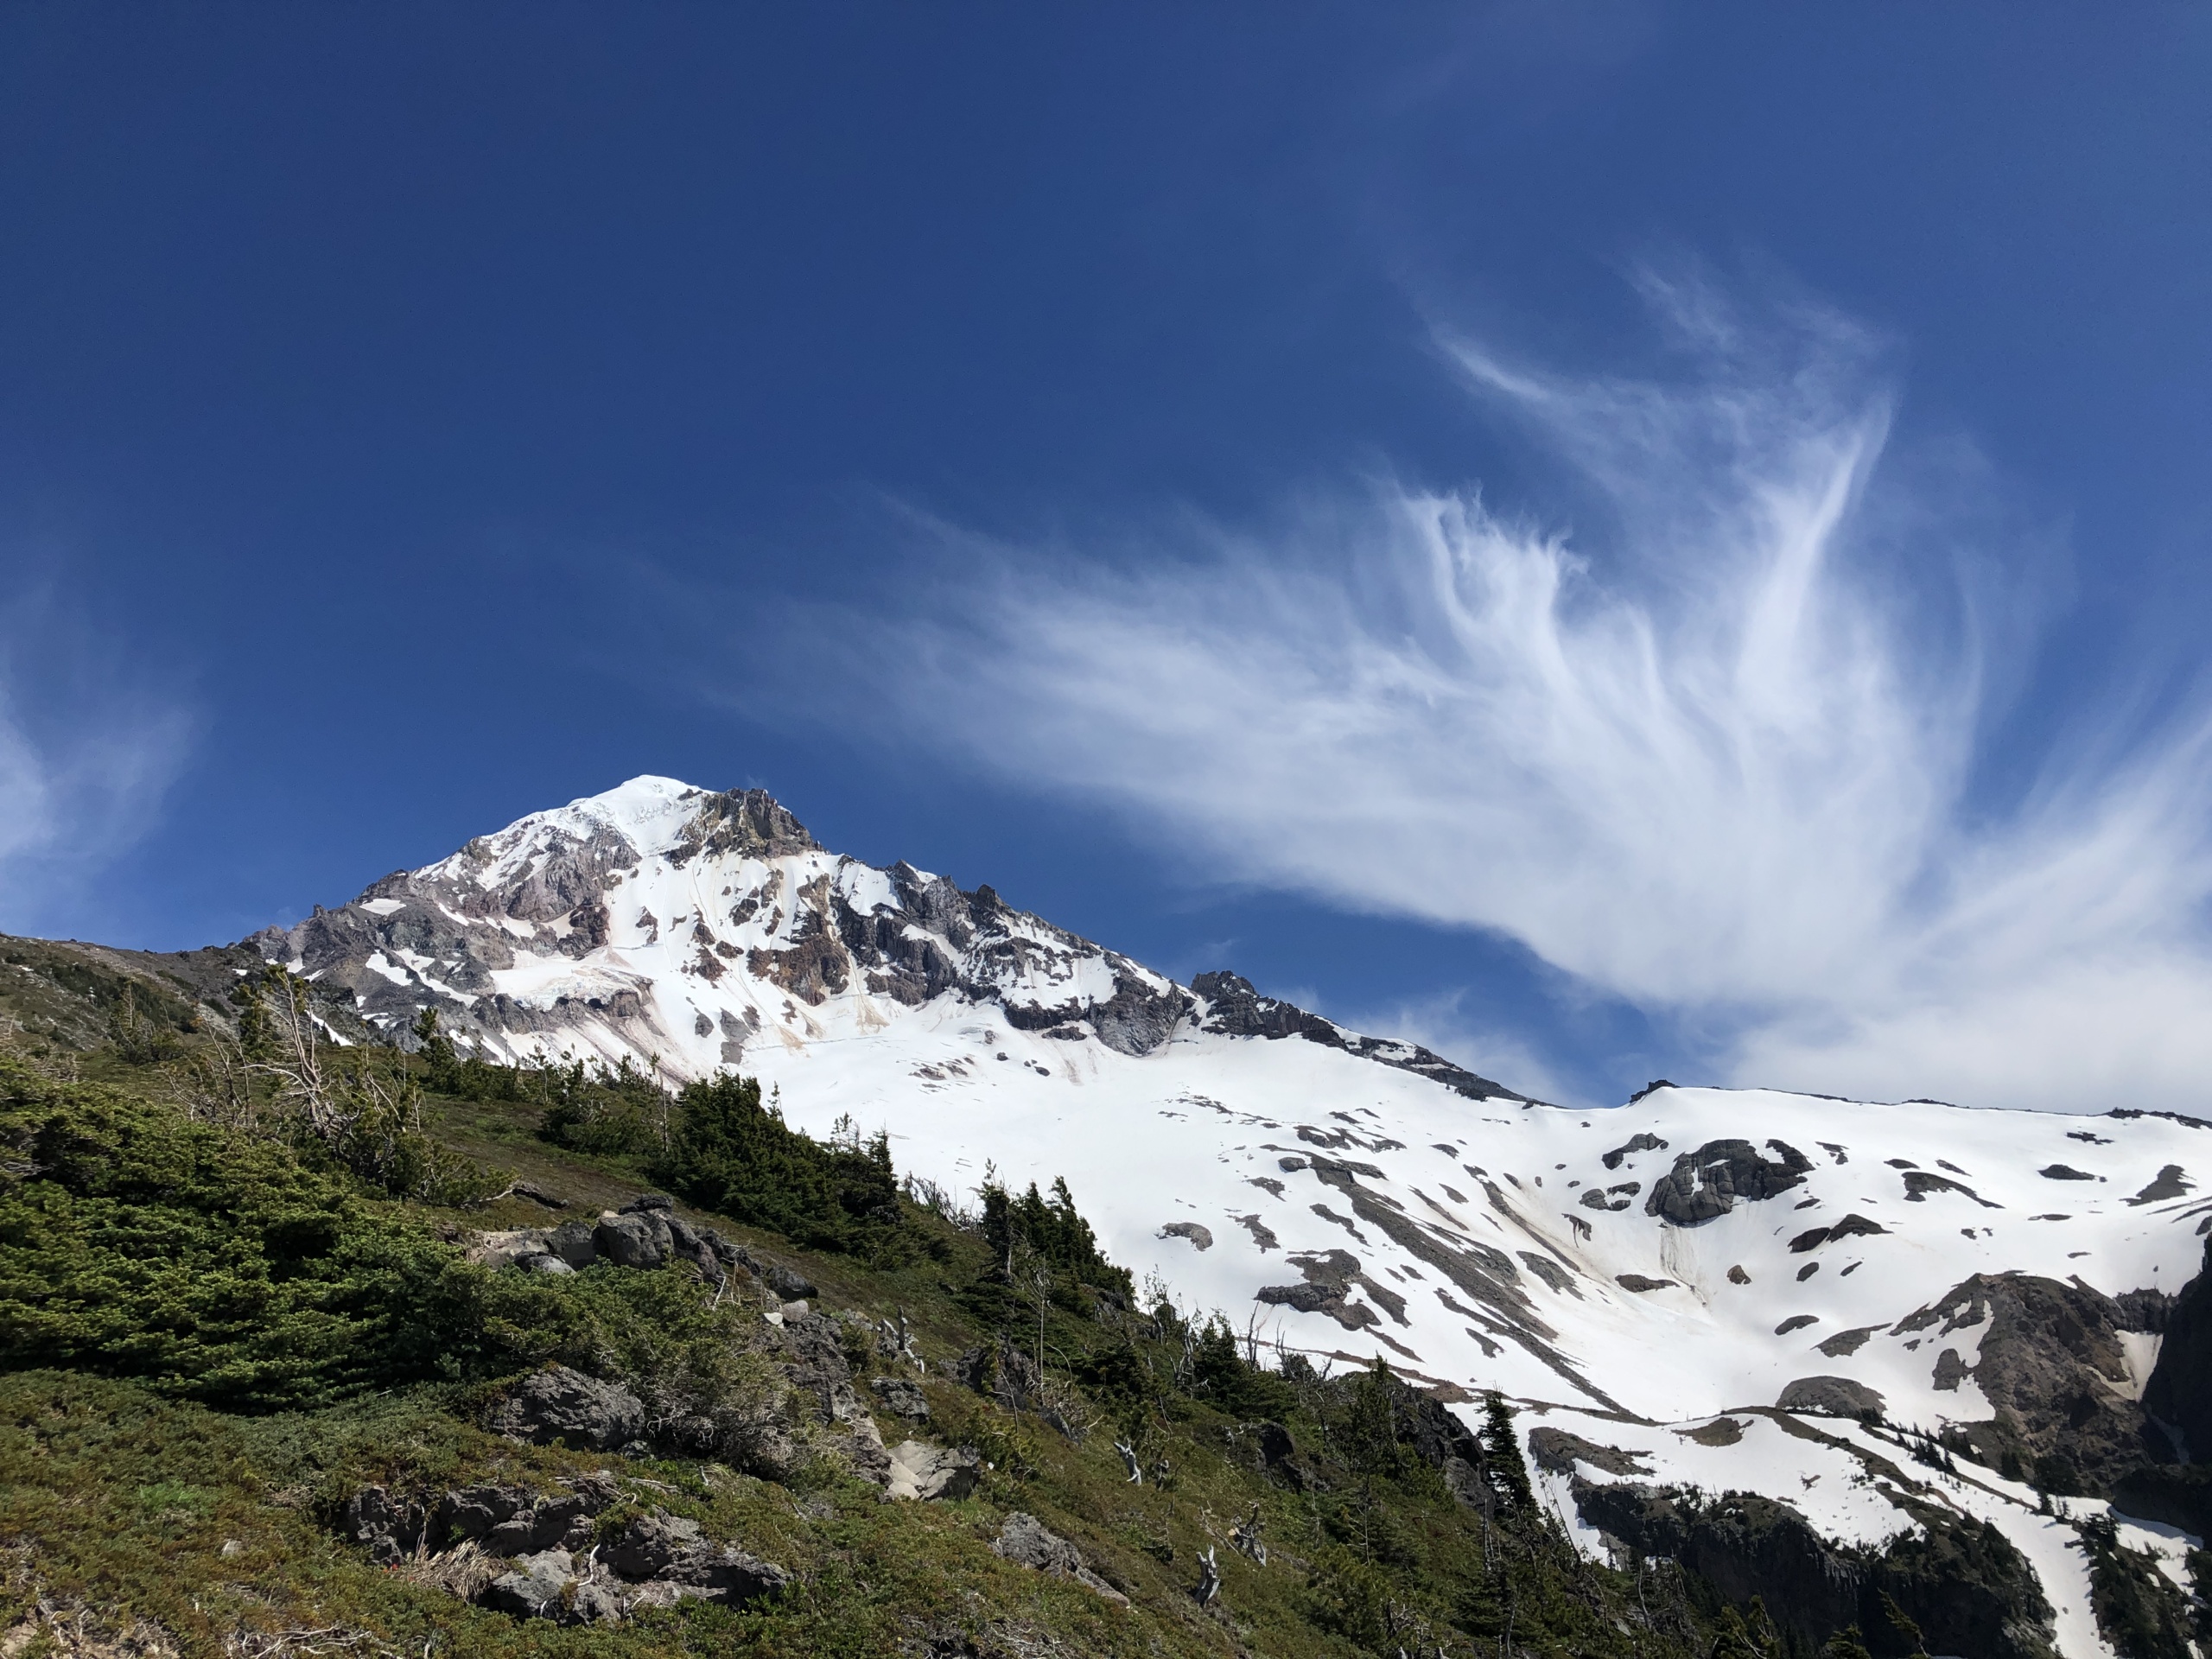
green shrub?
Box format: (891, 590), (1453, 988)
(0, 1058), (788, 1419)
(650, 1075), (902, 1255)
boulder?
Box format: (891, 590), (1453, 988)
(605, 1510), (706, 1580)
(884, 1440), (981, 1501)
(471, 1227), (552, 1268)
(594, 1211), (670, 1269)
(992, 1510), (1084, 1575)
(658, 1544), (791, 1606)
(517, 1253), (575, 1275)
(341, 1483), (426, 1564)
(569, 1580), (624, 1625)
(546, 1217), (600, 1268)
(990, 1513), (1125, 1604)
(722, 1241), (816, 1300)
(604, 1509), (790, 1608)
(479, 1548), (575, 1619)
(435, 1481), (531, 1544)
(869, 1376), (930, 1420)
(1777, 1376), (1886, 1418)
(488, 1365), (648, 1451)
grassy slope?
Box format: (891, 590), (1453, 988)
(0, 940), (1724, 1657)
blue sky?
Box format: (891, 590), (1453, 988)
(4, 4), (2210, 1111)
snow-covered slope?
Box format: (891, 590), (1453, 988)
(261, 777), (2212, 1655)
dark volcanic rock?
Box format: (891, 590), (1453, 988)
(1643, 1139), (1812, 1225)
(606, 1510), (705, 1579)
(1574, 1483), (2055, 1659)
(1601, 1132), (1668, 1170)
(1191, 970), (1525, 1100)
(593, 1210), (670, 1269)
(1528, 1428), (1652, 1478)
(2145, 1235), (2212, 1463)
(1903, 1272), (2171, 1491)
(869, 1376), (931, 1420)
(488, 1365), (648, 1451)
(479, 1548), (576, 1619)
(1777, 1376), (1885, 1418)
(991, 1513), (1127, 1604)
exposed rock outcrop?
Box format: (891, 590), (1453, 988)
(884, 1440), (982, 1501)
(1776, 1376), (1885, 1419)
(341, 1480), (788, 1625)
(487, 1366), (648, 1452)
(1574, 1483), (2056, 1659)
(991, 1513), (1127, 1604)
(2143, 1235), (2212, 1461)
(1898, 1272), (2171, 1491)
(1190, 971), (1523, 1100)
(1643, 1139), (1813, 1225)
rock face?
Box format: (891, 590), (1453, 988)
(1776, 1376), (1885, 1418)
(344, 1475), (619, 1573)
(486, 1366), (648, 1452)
(341, 1482), (786, 1625)
(2144, 1236), (2212, 1460)
(991, 1513), (1127, 1604)
(1574, 1483), (2056, 1659)
(869, 1376), (930, 1420)
(884, 1440), (982, 1501)
(1643, 1139), (1813, 1225)
(777, 1311), (891, 1484)
(481, 1548), (581, 1618)
(1900, 1271), (2171, 1490)
(439, 1483), (596, 1556)
(1189, 971), (1523, 1101)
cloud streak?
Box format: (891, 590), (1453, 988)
(0, 583), (195, 936)
(796, 276), (2212, 1112)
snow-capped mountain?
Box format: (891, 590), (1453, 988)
(260, 777), (2212, 1654)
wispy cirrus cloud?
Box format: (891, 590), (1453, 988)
(0, 582), (196, 935)
(782, 272), (2212, 1112)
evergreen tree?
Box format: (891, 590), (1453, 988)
(1879, 1591), (1928, 1657)
(652, 1073), (901, 1255)
(1481, 1389), (1535, 1512)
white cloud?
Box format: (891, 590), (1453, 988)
(1332, 983), (1589, 1110)
(0, 585), (195, 934)
(799, 275), (2212, 1113)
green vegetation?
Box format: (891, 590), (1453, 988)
(0, 938), (2078, 1656)
(650, 1074), (904, 1259)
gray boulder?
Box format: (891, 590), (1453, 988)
(991, 1513), (1125, 1604)
(546, 1218), (600, 1268)
(479, 1548), (575, 1618)
(884, 1440), (980, 1501)
(570, 1580), (625, 1625)
(606, 1510), (706, 1579)
(435, 1481), (531, 1544)
(604, 1508), (790, 1609)
(594, 1210), (671, 1269)
(341, 1483), (425, 1564)
(488, 1365), (648, 1450)
(659, 1544), (791, 1606)
(869, 1376), (930, 1420)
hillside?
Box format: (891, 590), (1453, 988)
(4, 775), (2212, 1656)
(3, 980), (1788, 1659)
